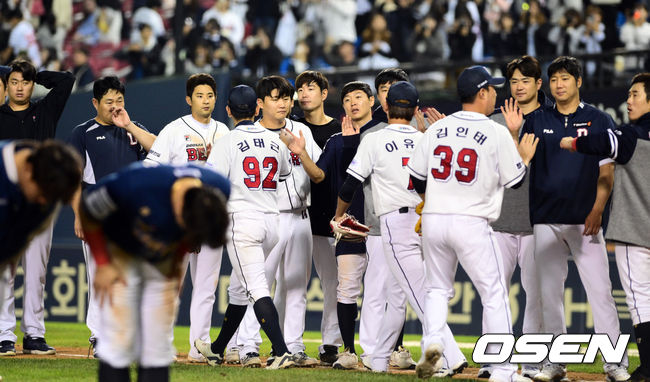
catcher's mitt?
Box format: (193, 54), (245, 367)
(330, 214), (370, 245)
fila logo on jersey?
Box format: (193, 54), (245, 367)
(96, 136), (106, 140)
(543, 129), (554, 134)
(184, 135), (191, 141)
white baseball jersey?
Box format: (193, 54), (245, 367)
(144, 115), (229, 165)
(407, 111), (526, 222)
(256, 119), (322, 211)
(347, 124), (423, 217)
(206, 122), (291, 214)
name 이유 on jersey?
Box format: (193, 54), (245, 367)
(385, 138), (416, 152)
(436, 126), (488, 145)
(237, 138), (280, 153)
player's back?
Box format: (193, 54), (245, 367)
(409, 111), (525, 222)
(349, 124), (423, 216)
(207, 122), (291, 214)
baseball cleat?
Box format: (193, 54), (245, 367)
(415, 343), (443, 379)
(319, 345), (338, 366)
(522, 365), (542, 379)
(241, 352), (262, 368)
(605, 364), (631, 382)
(333, 350), (359, 370)
(23, 336), (55, 355)
(478, 364), (493, 378)
(0, 341), (15, 357)
(294, 351), (318, 367)
(360, 354), (372, 370)
(266, 352), (295, 370)
(193, 339), (223, 366)
(389, 346), (417, 369)
(225, 347), (241, 364)
(187, 353), (207, 363)
(533, 364), (566, 382)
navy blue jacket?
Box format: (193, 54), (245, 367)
(576, 112), (650, 164)
(317, 132), (366, 255)
(82, 164), (230, 262)
(0, 141), (57, 263)
(523, 102), (615, 225)
(67, 118), (149, 188)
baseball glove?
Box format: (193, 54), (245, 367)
(330, 214), (370, 245)
(415, 201), (424, 235)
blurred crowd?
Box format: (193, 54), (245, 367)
(1, 0), (650, 89)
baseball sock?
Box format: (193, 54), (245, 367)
(635, 321), (650, 370)
(337, 302), (358, 354)
(98, 361), (129, 382)
(137, 366), (168, 382)
(394, 322), (406, 351)
(254, 297), (289, 355)
(211, 303), (247, 355)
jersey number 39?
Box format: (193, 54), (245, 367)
(431, 145), (478, 184)
(243, 156), (278, 190)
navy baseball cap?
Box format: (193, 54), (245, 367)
(387, 81), (419, 108)
(228, 85), (257, 114)
(457, 66), (505, 98)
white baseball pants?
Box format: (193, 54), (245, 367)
(82, 241), (101, 340)
(615, 244), (650, 326)
(360, 235), (401, 357)
(312, 235), (342, 351)
(0, 222), (54, 342)
(236, 210), (312, 355)
(493, 232), (542, 334)
(533, 224), (628, 368)
(187, 244), (223, 359)
(96, 252), (179, 368)
(372, 209), (465, 371)
(421, 214), (518, 381)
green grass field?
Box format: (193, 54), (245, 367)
(0, 322), (638, 381)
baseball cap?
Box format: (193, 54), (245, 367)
(457, 66), (505, 99)
(386, 81), (419, 108)
(228, 85), (257, 114)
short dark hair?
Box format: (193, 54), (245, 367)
(548, 56), (582, 81)
(28, 140), (82, 204)
(631, 73), (650, 102)
(295, 71), (329, 92)
(506, 55), (541, 80)
(256, 75), (294, 100)
(374, 68), (409, 92)
(340, 81), (373, 102)
(182, 185), (229, 249)
(0, 73), (6, 89)
(186, 73), (217, 98)
(8, 60), (36, 83)
(6, 8), (23, 21)
(387, 105), (416, 121)
(93, 76), (125, 101)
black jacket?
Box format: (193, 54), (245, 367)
(0, 70), (75, 140)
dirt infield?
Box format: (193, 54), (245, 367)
(8, 347), (606, 381)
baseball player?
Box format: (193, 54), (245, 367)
(559, 72), (650, 382)
(80, 163), (230, 382)
(358, 68), (415, 369)
(67, 76), (156, 357)
(407, 66), (538, 382)
(0, 60), (74, 356)
(143, 73), (229, 363)
(194, 84), (297, 370)
(226, 76), (321, 368)
(279, 81), (374, 369)
(478, 56), (554, 379)
(520, 57), (629, 382)
(0, 140), (81, 271)
(330, 81), (467, 375)
(293, 70), (342, 364)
